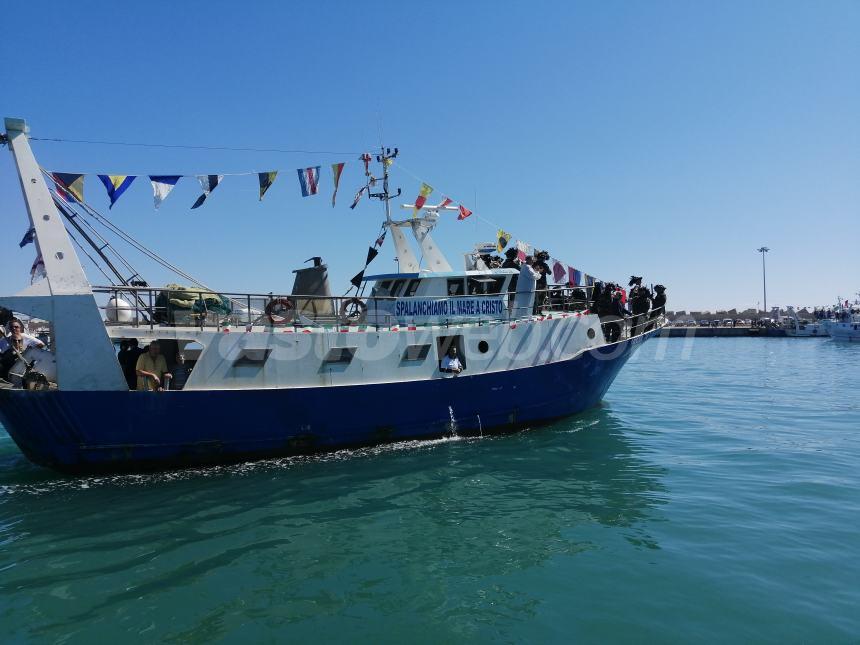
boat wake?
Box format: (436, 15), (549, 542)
(0, 432), (487, 497)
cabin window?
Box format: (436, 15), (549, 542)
(467, 277), (504, 295)
(487, 277), (505, 294)
(389, 280), (406, 297)
(403, 279), (421, 298)
(233, 349), (272, 366)
(324, 347), (356, 363)
(403, 344), (430, 361)
(229, 348), (271, 378)
(446, 279), (465, 297)
(436, 335), (466, 370)
(371, 280), (392, 298)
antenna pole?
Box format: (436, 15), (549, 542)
(370, 146), (400, 222)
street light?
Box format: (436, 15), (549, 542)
(757, 247), (769, 314)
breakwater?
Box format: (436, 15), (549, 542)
(660, 326), (795, 337)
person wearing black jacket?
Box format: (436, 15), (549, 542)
(647, 285), (667, 331)
(533, 251), (551, 313)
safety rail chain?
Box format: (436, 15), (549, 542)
(90, 285), (665, 340)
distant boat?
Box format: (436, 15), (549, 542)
(827, 298), (860, 342)
(782, 307), (824, 337)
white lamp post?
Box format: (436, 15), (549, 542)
(756, 247), (769, 314)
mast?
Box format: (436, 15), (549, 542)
(372, 146), (400, 223)
(3, 118), (91, 295)
(0, 117), (127, 390)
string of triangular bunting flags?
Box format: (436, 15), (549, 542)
(43, 156), (601, 288)
(46, 155), (375, 211)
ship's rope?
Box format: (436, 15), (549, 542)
(30, 136), (363, 158)
(43, 170), (212, 291)
(66, 227), (117, 286)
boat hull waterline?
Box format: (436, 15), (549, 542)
(0, 333), (650, 473)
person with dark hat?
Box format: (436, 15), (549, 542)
(501, 247), (520, 270)
(533, 251), (551, 313)
(647, 285), (667, 331)
(628, 276), (652, 337)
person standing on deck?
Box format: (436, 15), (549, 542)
(136, 341), (172, 391)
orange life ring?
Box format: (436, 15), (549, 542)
(339, 297), (367, 324)
(265, 297), (294, 325)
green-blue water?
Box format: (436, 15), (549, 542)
(1, 338), (858, 643)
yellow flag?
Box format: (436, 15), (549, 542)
(497, 229), (511, 252)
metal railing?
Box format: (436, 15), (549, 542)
(92, 284), (664, 341)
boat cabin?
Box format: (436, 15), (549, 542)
(365, 269), (521, 325)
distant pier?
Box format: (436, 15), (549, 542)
(659, 326), (789, 338)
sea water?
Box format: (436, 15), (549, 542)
(1, 337), (858, 643)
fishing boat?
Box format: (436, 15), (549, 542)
(782, 307), (824, 337)
(0, 118), (665, 474)
(826, 297), (860, 342)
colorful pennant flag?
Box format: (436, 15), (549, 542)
(191, 175), (223, 209)
(331, 163), (345, 207)
(412, 183), (433, 217)
(439, 197), (453, 208)
(497, 229), (511, 252)
(149, 176), (181, 209)
(52, 173), (84, 203)
(97, 175), (136, 209)
(19, 227), (35, 248)
(297, 166), (321, 197)
(360, 153), (372, 176)
(457, 205), (472, 221)
(258, 171), (278, 201)
(350, 184), (369, 209)
(574, 269), (583, 286)
(552, 260), (566, 283)
(374, 230), (387, 247)
(365, 246), (379, 266)
(585, 274), (595, 287)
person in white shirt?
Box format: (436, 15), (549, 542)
(513, 257), (540, 318)
(0, 318), (45, 382)
(440, 346), (463, 374)
(0, 318), (45, 354)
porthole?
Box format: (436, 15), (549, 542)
(587, 328), (596, 339)
(478, 340), (489, 353)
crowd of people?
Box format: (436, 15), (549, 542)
(591, 277), (667, 342)
(475, 251), (668, 342)
(813, 306), (858, 322)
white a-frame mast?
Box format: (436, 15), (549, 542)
(4, 118), (90, 296)
(1, 118), (126, 390)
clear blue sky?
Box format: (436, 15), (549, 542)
(2, 0), (858, 312)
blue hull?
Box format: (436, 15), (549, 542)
(0, 335), (650, 473)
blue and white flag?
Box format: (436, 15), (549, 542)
(19, 227), (35, 248)
(97, 175), (136, 209)
(149, 175), (181, 209)
(297, 166), (320, 197)
(191, 175), (223, 209)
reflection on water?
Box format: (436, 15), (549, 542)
(0, 408), (667, 641)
